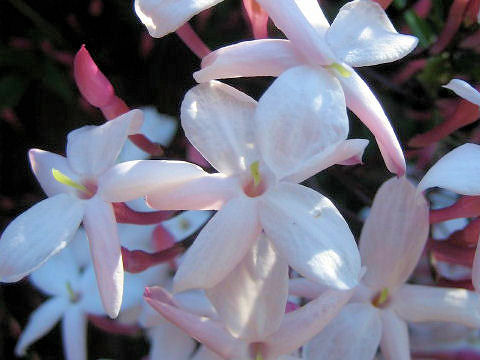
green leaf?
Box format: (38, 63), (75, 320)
(404, 10), (435, 47)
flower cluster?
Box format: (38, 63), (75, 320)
(3, 0), (480, 359)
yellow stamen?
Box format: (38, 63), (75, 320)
(52, 168), (90, 194)
(256, 354), (264, 360)
(66, 282), (77, 302)
(327, 62), (351, 78)
(250, 161), (261, 187)
(372, 287), (389, 307)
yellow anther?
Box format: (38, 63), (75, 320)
(179, 218), (191, 230)
(372, 287), (389, 307)
(66, 282), (77, 302)
(250, 161), (261, 187)
(52, 168), (90, 194)
(256, 354), (264, 360)
(327, 62), (352, 78)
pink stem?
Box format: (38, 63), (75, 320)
(176, 23), (211, 58)
(464, 0), (480, 25)
(413, 0), (432, 18)
(392, 59), (427, 84)
(242, 0), (269, 39)
(113, 202), (173, 225)
(430, 196), (480, 223)
(430, 0), (470, 54)
(122, 246), (184, 273)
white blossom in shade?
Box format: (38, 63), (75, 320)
(418, 143), (480, 291)
(100, 67), (367, 296)
(293, 177), (480, 360)
(194, 0), (418, 176)
(117, 106), (177, 163)
(0, 110), (143, 318)
(144, 285), (354, 360)
(443, 79), (480, 108)
(13, 235), (146, 360)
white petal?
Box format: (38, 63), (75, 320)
(206, 235), (289, 341)
(15, 297), (69, 356)
(83, 197), (123, 318)
(67, 109), (143, 177)
(256, 0), (335, 64)
(283, 139), (369, 184)
(118, 107), (177, 162)
(191, 346), (225, 360)
(181, 81), (259, 175)
(134, 0), (222, 38)
(173, 196), (261, 292)
(359, 177), (429, 290)
(337, 67), (406, 175)
(260, 182), (361, 290)
(78, 265), (105, 316)
(162, 211), (212, 241)
(473, 244), (480, 292)
(263, 288), (354, 358)
(303, 303), (382, 360)
(62, 306), (87, 360)
(99, 159), (210, 203)
(255, 66), (348, 180)
(288, 278), (326, 300)
(418, 143), (480, 195)
(393, 284), (480, 328)
(194, 39), (304, 83)
(326, 0), (417, 67)
(443, 79), (480, 107)
(379, 310), (410, 360)
(29, 149), (78, 197)
(148, 322), (196, 360)
(0, 194), (84, 282)
(30, 246), (81, 298)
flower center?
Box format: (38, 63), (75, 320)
(371, 287), (390, 308)
(52, 168), (97, 199)
(243, 161), (267, 198)
(326, 62), (351, 78)
(66, 281), (80, 303)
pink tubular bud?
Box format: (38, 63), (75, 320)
(152, 225), (176, 251)
(430, 196), (480, 223)
(285, 302), (299, 313)
(176, 23), (211, 59)
(428, 239), (475, 267)
(373, 0), (394, 9)
(412, 0), (432, 18)
(430, 0), (470, 55)
(122, 246), (183, 273)
(464, 0), (480, 25)
(392, 59), (427, 84)
(446, 217), (480, 247)
(113, 202), (172, 225)
(460, 29), (480, 49)
(243, 0), (269, 39)
(74, 45), (115, 108)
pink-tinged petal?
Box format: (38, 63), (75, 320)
(393, 284), (480, 328)
(418, 144), (480, 195)
(99, 160), (209, 203)
(337, 66), (406, 176)
(359, 177), (429, 290)
(326, 0), (417, 67)
(30, 246), (81, 298)
(263, 288), (354, 358)
(255, 66), (348, 180)
(181, 81), (258, 175)
(206, 235), (289, 341)
(303, 303), (382, 360)
(146, 173), (240, 211)
(283, 139), (369, 184)
(67, 109), (143, 177)
(194, 40), (304, 83)
(83, 197), (123, 318)
(62, 306), (87, 360)
(134, 0), (222, 38)
(243, 0), (269, 39)
(173, 196), (261, 292)
(0, 194), (84, 282)
(73, 45), (115, 108)
(29, 149), (78, 197)
(148, 322), (196, 360)
(443, 79), (480, 107)
(15, 297), (69, 356)
(288, 278), (325, 300)
(144, 295), (243, 359)
(256, 0), (335, 65)
(260, 183), (361, 290)
(379, 310), (410, 360)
